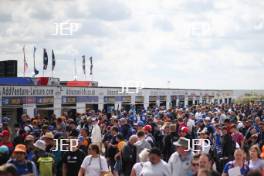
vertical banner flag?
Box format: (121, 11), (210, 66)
(82, 55), (86, 75)
(43, 48), (48, 70)
(89, 56), (93, 75)
(52, 50), (55, 71)
(22, 46), (28, 76)
(33, 47), (39, 76)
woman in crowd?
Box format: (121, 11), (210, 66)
(130, 148), (150, 176)
(222, 149), (249, 176)
(248, 145), (264, 170)
(78, 144), (109, 176)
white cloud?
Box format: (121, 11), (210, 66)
(0, 0), (264, 89)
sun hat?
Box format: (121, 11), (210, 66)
(33, 140), (46, 151)
(13, 144), (27, 153)
(173, 137), (189, 148)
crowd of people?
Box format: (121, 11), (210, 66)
(0, 102), (264, 176)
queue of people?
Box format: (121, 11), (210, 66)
(0, 102), (264, 176)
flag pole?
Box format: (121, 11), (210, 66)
(74, 57), (77, 80)
(33, 47), (35, 78)
(23, 46), (26, 77)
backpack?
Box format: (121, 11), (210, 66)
(37, 156), (54, 176)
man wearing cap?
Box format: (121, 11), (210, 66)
(0, 145), (9, 165)
(42, 132), (55, 153)
(143, 125), (155, 147)
(33, 139), (55, 176)
(168, 137), (193, 176)
(8, 144), (38, 176)
(0, 130), (13, 152)
(24, 135), (35, 161)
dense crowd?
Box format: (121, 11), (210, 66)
(0, 103), (264, 176)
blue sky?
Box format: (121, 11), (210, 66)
(0, 0), (264, 89)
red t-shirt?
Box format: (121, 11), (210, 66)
(0, 142), (14, 151)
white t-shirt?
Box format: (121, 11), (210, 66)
(132, 162), (144, 176)
(187, 119), (195, 132)
(91, 124), (102, 143)
(139, 160), (171, 176)
(81, 155), (108, 176)
(249, 159), (264, 170)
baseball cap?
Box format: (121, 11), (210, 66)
(0, 130), (10, 137)
(14, 144), (27, 153)
(0, 145), (9, 154)
(143, 125), (152, 132)
(181, 127), (189, 133)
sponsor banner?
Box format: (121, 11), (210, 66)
(2, 97), (23, 105)
(62, 96), (76, 104)
(122, 96), (131, 102)
(149, 96), (157, 102)
(0, 86), (55, 96)
(104, 96), (115, 103)
(114, 96), (132, 102)
(36, 97), (54, 105)
(77, 96), (98, 103)
(115, 96), (123, 102)
(135, 96), (144, 103)
(2, 97), (37, 105)
(62, 87), (96, 96)
(23, 97), (36, 104)
(178, 95), (185, 100)
(160, 96), (166, 101)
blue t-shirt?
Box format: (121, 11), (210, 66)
(9, 160), (34, 175)
(223, 161), (249, 176)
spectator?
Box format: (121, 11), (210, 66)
(191, 154), (200, 176)
(0, 130), (14, 152)
(33, 139), (56, 176)
(8, 144), (38, 176)
(130, 148), (150, 176)
(0, 145), (10, 165)
(139, 148), (170, 176)
(91, 118), (102, 151)
(169, 137), (193, 176)
(248, 145), (264, 170)
(62, 137), (86, 176)
(78, 144), (109, 176)
(24, 135), (35, 161)
(135, 131), (151, 162)
(120, 135), (138, 176)
(0, 163), (17, 176)
(222, 149), (249, 176)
